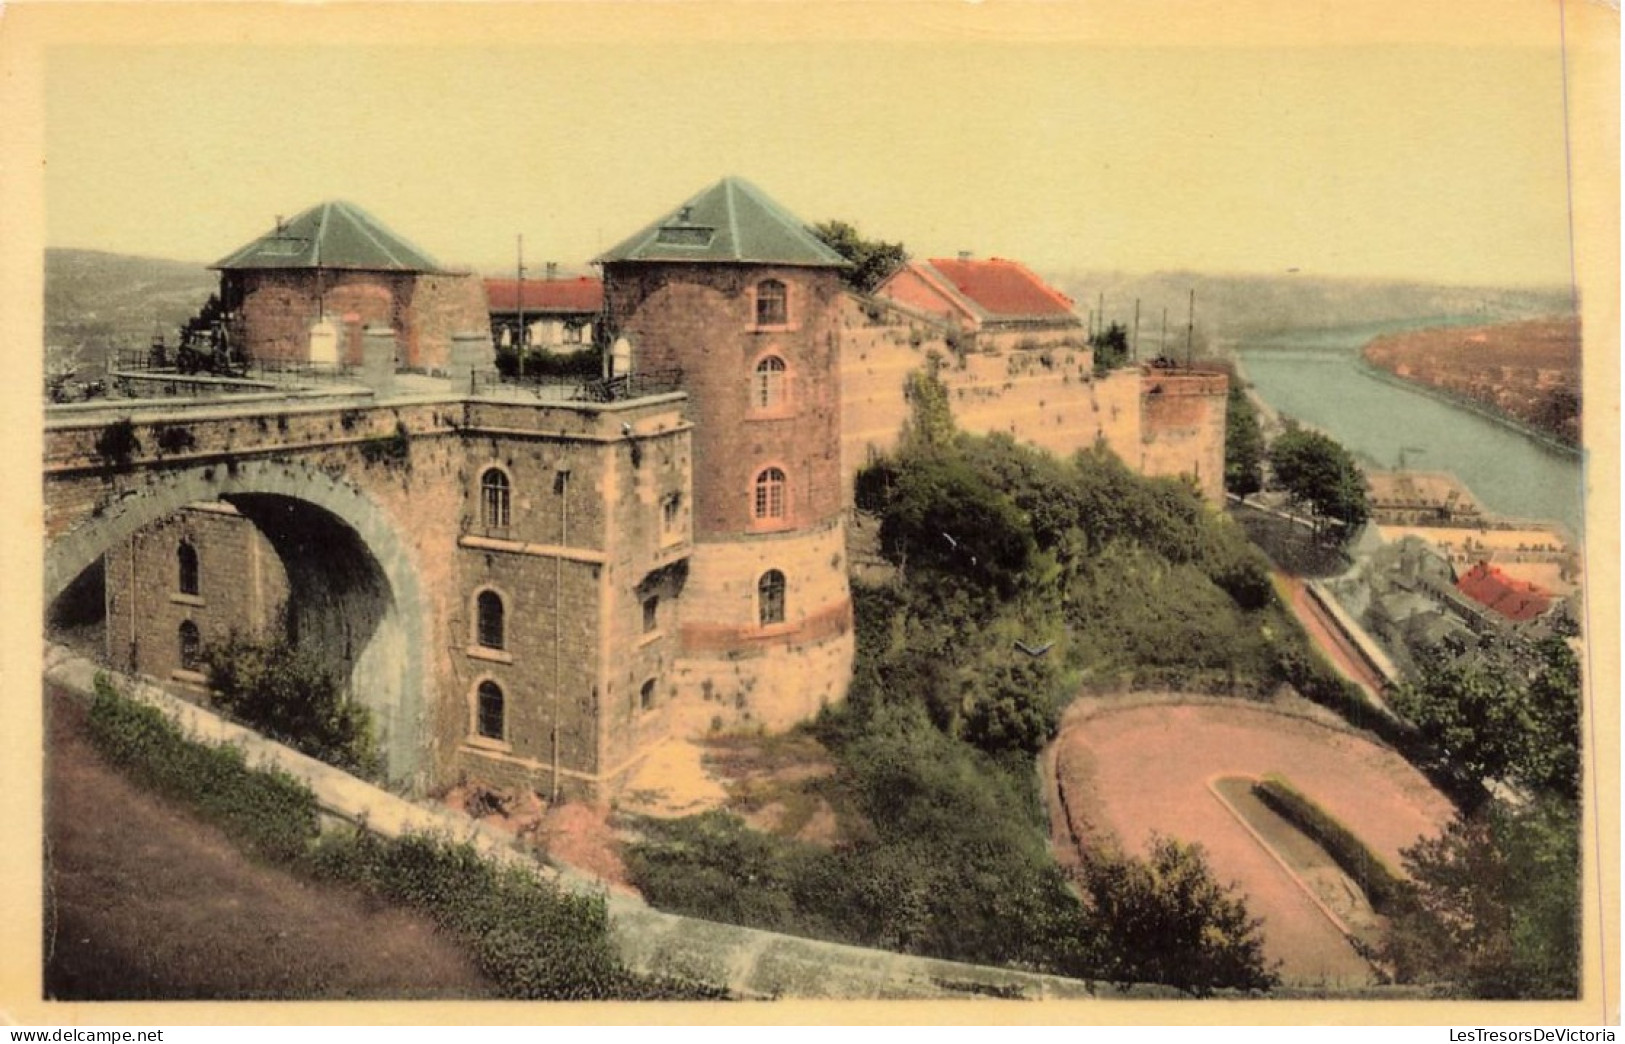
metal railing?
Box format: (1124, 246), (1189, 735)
(112, 348), (358, 387)
(470, 368), (683, 403)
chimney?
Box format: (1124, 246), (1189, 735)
(545, 262), (558, 281)
(957, 250), (973, 262)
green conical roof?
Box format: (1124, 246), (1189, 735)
(213, 200), (442, 272)
(596, 178), (848, 268)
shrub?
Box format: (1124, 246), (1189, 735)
(305, 830), (699, 1000)
(1252, 775), (1404, 913)
(87, 674), (319, 863)
(1384, 794), (1579, 998)
(85, 674), (715, 1001)
(152, 423), (197, 456)
(200, 631), (383, 779)
(359, 419), (411, 471)
(1073, 835), (1278, 996)
(94, 418), (140, 472)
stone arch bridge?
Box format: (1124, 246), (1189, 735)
(44, 384), (694, 798)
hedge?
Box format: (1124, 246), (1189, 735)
(82, 675), (721, 1001)
(87, 673), (320, 864)
(1251, 774), (1405, 913)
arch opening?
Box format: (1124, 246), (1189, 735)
(45, 461), (427, 786)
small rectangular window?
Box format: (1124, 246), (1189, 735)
(756, 280), (788, 326)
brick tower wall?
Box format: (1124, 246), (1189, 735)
(406, 272), (492, 372)
(224, 268), (487, 371)
(603, 261), (853, 732)
(603, 263), (846, 536)
(1136, 370), (1229, 503)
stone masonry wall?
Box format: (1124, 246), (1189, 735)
(450, 395), (692, 801)
(841, 303), (1136, 492)
(839, 299), (1225, 504)
(675, 521), (853, 732)
(103, 503), (289, 684)
(1136, 370), (1228, 504)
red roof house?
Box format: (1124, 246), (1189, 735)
(872, 256), (1082, 349)
(485, 276), (604, 316)
(1455, 561), (1553, 623)
(485, 276), (603, 348)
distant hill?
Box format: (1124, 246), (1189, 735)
(1049, 269), (1573, 346)
(46, 248), (216, 377)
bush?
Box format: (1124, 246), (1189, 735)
(358, 420), (411, 471)
(87, 674), (319, 863)
(200, 631), (383, 779)
(1252, 775), (1404, 912)
(628, 714), (1089, 972)
(305, 830), (713, 1000)
(1073, 835), (1279, 996)
(496, 345), (602, 382)
(94, 418), (140, 472)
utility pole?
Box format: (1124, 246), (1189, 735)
(1185, 288), (1195, 369)
(516, 234), (526, 354)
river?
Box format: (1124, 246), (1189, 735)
(1235, 319), (1585, 540)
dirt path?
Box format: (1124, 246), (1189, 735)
(44, 688), (498, 1001)
(1049, 697), (1454, 988)
(1277, 574), (1389, 698)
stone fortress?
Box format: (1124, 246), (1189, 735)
(50, 178), (1226, 801)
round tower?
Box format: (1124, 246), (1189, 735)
(598, 178), (853, 731)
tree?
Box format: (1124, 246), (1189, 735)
(1385, 795), (1580, 998)
(810, 220), (908, 294)
(1390, 634), (1581, 800)
(1076, 836), (1279, 996)
(1224, 382), (1265, 498)
(1267, 425), (1369, 540)
(873, 451), (1036, 599)
(1090, 321), (1131, 375)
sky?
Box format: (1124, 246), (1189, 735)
(16, 1), (1616, 287)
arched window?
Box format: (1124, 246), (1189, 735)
(758, 570), (786, 626)
(476, 590), (505, 650)
(640, 678), (657, 712)
(177, 541), (199, 596)
(480, 468), (510, 529)
(178, 620), (201, 671)
(753, 355), (787, 410)
(756, 279), (788, 326)
(754, 467), (786, 521)
(476, 680), (505, 741)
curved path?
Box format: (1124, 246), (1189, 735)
(1277, 574), (1390, 699)
(1050, 698), (1455, 987)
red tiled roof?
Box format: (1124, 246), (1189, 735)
(1455, 561), (1552, 622)
(485, 277), (603, 315)
(921, 258), (1078, 320)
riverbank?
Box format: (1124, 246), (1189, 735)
(1361, 317), (1581, 456)
(1234, 322), (1584, 537)
(1353, 354), (1582, 461)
